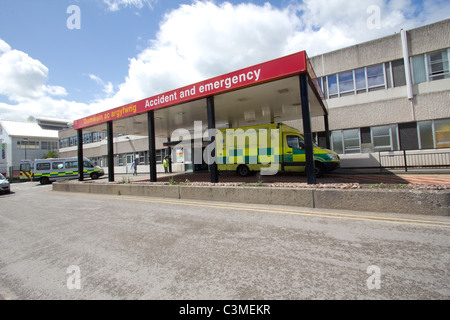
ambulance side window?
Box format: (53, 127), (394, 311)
(287, 136), (304, 149)
(83, 161), (93, 168)
(36, 163), (50, 171)
(65, 161), (78, 169)
(52, 162), (64, 170)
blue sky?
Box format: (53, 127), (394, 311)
(0, 0), (448, 121)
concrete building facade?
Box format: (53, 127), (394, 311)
(308, 19), (450, 168)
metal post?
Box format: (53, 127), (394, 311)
(403, 150), (408, 172)
(107, 121), (114, 182)
(379, 151), (383, 173)
(324, 114), (331, 149)
(167, 137), (173, 174)
(207, 96), (218, 183)
(147, 111), (157, 182)
(77, 129), (84, 181)
(299, 74), (316, 184)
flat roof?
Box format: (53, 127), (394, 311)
(0, 120), (59, 139)
(74, 51), (327, 137)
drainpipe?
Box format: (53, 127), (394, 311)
(401, 29), (415, 120)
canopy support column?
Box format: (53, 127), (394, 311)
(77, 129), (84, 182)
(147, 111), (157, 182)
(299, 74), (316, 185)
(107, 121), (114, 182)
(207, 96), (218, 183)
(324, 114), (331, 149)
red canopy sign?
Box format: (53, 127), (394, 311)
(74, 51), (308, 130)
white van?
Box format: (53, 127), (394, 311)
(33, 157), (104, 185)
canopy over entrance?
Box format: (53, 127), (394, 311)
(73, 51), (329, 184)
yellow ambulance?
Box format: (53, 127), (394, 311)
(216, 123), (340, 177)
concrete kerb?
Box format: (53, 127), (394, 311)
(52, 181), (450, 216)
(313, 188), (450, 216)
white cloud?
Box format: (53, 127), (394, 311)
(112, 0), (430, 106)
(0, 0), (447, 123)
(0, 39), (11, 54)
(88, 74), (114, 96)
(0, 48), (67, 102)
(102, 0), (157, 11)
(112, 1), (303, 104)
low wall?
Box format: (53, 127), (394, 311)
(53, 182), (450, 216)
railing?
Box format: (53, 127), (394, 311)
(379, 150), (450, 172)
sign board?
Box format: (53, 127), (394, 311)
(74, 51), (309, 130)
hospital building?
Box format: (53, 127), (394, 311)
(57, 19), (449, 175)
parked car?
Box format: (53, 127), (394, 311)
(0, 173), (10, 194)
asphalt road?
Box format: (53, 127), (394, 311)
(0, 181), (449, 300)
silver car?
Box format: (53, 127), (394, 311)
(0, 173), (10, 194)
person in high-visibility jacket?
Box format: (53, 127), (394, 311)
(163, 156), (169, 173)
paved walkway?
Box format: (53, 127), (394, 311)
(122, 170), (450, 186)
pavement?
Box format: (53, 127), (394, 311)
(118, 168), (450, 187)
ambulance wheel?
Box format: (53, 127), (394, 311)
(91, 172), (99, 180)
(40, 177), (50, 185)
(314, 162), (325, 178)
(237, 165), (250, 177)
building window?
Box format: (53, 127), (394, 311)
(338, 70), (354, 95)
(69, 136), (78, 147)
(331, 131), (343, 154)
(366, 64), (386, 90)
(343, 129), (361, 153)
(331, 129), (361, 154)
(92, 132), (106, 143)
(391, 59), (406, 87)
(354, 68), (367, 93)
(435, 118), (450, 149)
(317, 77), (323, 92)
(59, 138), (69, 148)
(417, 118), (450, 149)
(155, 150), (164, 164)
(371, 124), (399, 152)
(41, 141), (58, 150)
(118, 154), (124, 166)
(417, 121), (434, 149)
(427, 49), (450, 81)
(325, 63), (386, 98)
(82, 133), (92, 144)
(17, 140), (39, 150)
(138, 151), (146, 165)
(327, 74), (338, 98)
(411, 49), (450, 84)
(411, 54), (427, 84)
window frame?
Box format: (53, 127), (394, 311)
(427, 49), (450, 81)
(337, 70), (355, 95)
(331, 129), (361, 154)
(371, 124), (399, 152)
(366, 63), (386, 90)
